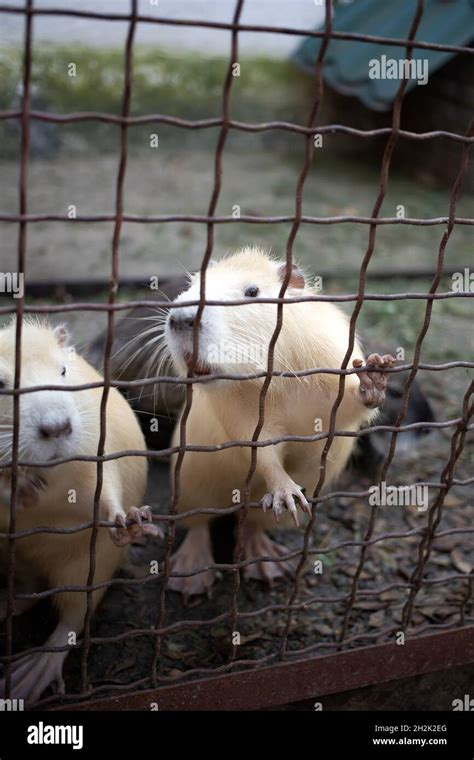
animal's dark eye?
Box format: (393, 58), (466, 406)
(61, 366), (66, 377)
(244, 286), (260, 298)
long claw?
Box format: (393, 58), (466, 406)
(261, 482), (309, 525)
(273, 497), (283, 523)
(289, 504), (299, 528)
(110, 506), (163, 547)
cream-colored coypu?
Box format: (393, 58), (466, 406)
(162, 247), (395, 597)
(0, 319), (160, 703)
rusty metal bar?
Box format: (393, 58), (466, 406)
(0, 415), (471, 473)
(53, 626), (474, 711)
(149, 0), (246, 688)
(337, 117), (474, 645)
(0, 294), (473, 323)
(3, 0), (33, 700)
(1, 212), (474, 225)
(401, 382), (474, 628)
(79, 0), (138, 694)
(6, 267), (474, 299)
(229, 0), (335, 666)
(1, 110), (474, 145)
(279, 0), (427, 660)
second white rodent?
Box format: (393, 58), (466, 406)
(0, 319), (159, 703)
(163, 247), (394, 597)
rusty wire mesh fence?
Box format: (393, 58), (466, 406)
(0, 0), (473, 710)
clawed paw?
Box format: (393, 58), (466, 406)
(261, 483), (311, 526)
(353, 353), (396, 409)
(110, 505), (163, 547)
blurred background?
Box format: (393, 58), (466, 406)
(0, 0), (472, 376)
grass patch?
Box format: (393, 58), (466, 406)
(0, 46), (310, 155)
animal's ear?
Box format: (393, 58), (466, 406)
(53, 324), (69, 348)
(277, 262), (305, 290)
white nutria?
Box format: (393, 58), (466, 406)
(0, 319), (160, 703)
(163, 247), (395, 598)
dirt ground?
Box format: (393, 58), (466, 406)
(1, 146), (473, 281)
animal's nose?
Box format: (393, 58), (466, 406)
(168, 312), (197, 330)
(39, 419), (72, 439)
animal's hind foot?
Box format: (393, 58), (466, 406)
(353, 353), (396, 409)
(242, 526), (296, 585)
(0, 649), (67, 704)
(167, 524), (217, 601)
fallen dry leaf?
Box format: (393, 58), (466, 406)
(450, 549), (472, 575)
(368, 610), (385, 628)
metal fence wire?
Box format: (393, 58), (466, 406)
(0, 0), (473, 710)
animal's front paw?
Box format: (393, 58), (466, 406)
(110, 506), (163, 547)
(261, 482), (311, 526)
(353, 353), (396, 409)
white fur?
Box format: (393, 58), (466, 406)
(0, 320), (83, 465)
(161, 248), (376, 595)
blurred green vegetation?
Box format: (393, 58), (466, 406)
(0, 46), (310, 154)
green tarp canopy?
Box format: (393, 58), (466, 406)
(293, 0), (474, 110)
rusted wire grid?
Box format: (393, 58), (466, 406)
(2, 518), (474, 600)
(1, 212), (474, 225)
(2, 526), (472, 709)
(19, 560), (474, 635)
(4, 575), (473, 672)
(0, 235), (470, 668)
(401, 382), (474, 628)
(1, 292), (473, 323)
(1, 2), (474, 56)
(278, 0), (427, 659)
(79, 0), (138, 696)
(0, 0), (472, 706)
(12, 573), (474, 709)
(2, 476), (473, 547)
(29, 613), (474, 710)
(229, 0), (333, 666)
(3, 0), (33, 699)
(28, 616), (474, 708)
(2, 107), (474, 146)
(337, 117), (474, 647)
(5, 361), (474, 397)
(5, 559), (474, 629)
(3, 526), (474, 627)
(0, 414), (471, 475)
(149, 0), (246, 689)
